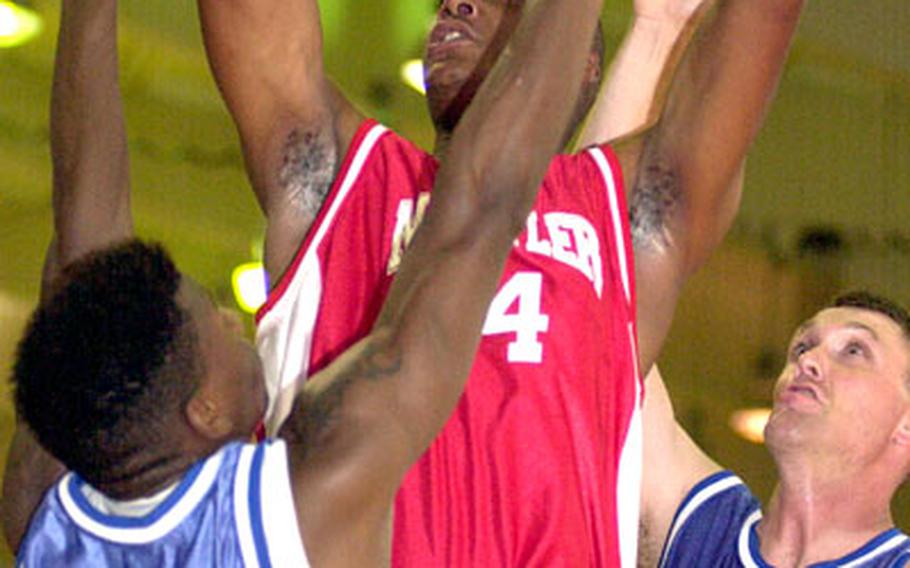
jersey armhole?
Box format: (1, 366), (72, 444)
(256, 120), (387, 324)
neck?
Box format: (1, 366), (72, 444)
(93, 444), (213, 501)
(757, 459), (896, 567)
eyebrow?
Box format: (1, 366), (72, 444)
(843, 321), (880, 341)
(792, 320), (881, 342)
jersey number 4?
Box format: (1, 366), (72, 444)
(482, 272), (550, 363)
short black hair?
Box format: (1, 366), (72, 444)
(13, 240), (202, 486)
(831, 290), (910, 340)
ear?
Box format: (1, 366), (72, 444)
(892, 411), (910, 447)
(185, 386), (234, 441)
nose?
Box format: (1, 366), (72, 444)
(796, 348), (822, 382)
(440, 0), (476, 18)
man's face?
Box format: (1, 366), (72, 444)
(424, 0), (523, 131)
(180, 278), (267, 441)
(765, 307), (910, 465)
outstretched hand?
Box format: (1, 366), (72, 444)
(634, 0), (705, 25)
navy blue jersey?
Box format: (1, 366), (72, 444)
(18, 440), (308, 567)
(660, 471), (910, 567)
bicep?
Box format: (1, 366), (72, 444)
(198, 0), (363, 207)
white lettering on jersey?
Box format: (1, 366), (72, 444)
(523, 212), (603, 298)
(387, 201), (603, 299)
(387, 192), (431, 274)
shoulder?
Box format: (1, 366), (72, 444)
(659, 471), (759, 566)
(328, 120), (433, 203)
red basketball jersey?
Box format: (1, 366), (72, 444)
(256, 120), (643, 567)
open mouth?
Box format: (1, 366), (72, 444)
(426, 21), (476, 61)
(788, 384), (819, 401)
(780, 382), (826, 410)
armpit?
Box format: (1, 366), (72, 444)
(629, 162), (680, 254)
(637, 518), (663, 568)
(278, 128), (339, 222)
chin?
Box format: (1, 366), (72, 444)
(764, 413), (815, 454)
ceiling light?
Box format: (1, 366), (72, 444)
(400, 59), (426, 95)
(232, 262), (267, 314)
(729, 407), (772, 444)
(0, 1), (43, 49)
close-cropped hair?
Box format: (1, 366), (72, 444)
(13, 240), (202, 487)
(831, 290), (910, 340)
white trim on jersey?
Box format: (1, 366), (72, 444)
(234, 441), (310, 568)
(840, 534), (910, 568)
(586, 146), (632, 308)
(737, 510), (764, 568)
(659, 473), (746, 567)
(738, 510), (910, 567)
(58, 448), (225, 544)
(617, 322), (643, 568)
(234, 445), (260, 567)
(259, 441), (309, 566)
(587, 145), (641, 567)
(257, 124), (389, 434)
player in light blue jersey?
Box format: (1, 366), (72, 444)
(0, 0), (609, 565)
(639, 292), (910, 567)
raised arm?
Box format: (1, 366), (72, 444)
(622, 0), (804, 371)
(2, 0), (132, 551)
(197, 0), (364, 281)
(576, 0), (706, 146)
(638, 366), (719, 567)
(277, 0), (606, 563)
(47, 0), (132, 287)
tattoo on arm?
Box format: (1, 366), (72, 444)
(278, 129), (339, 221)
(281, 338), (403, 458)
(630, 161), (681, 253)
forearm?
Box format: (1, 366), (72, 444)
(51, 0), (131, 268)
(577, 16), (689, 147)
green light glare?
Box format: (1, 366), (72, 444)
(0, 1), (43, 49)
(232, 262), (267, 314)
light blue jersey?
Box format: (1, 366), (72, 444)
(18, 440), (309, 567)
(660, 471), (910, 568)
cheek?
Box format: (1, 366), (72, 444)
(843, 382), (905, 433)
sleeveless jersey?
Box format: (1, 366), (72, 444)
(660, 471), (910, 567)
(256, 120), (643, 567)
(17, 440), (308, 567)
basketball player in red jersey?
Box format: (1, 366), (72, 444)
(198, 0), (806, 564)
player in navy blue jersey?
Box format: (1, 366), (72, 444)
(640, 292), (910, 567)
